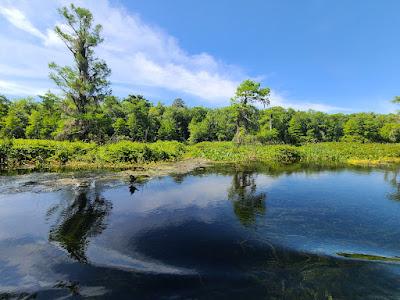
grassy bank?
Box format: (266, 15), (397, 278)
(1, 139), (400, 171)
(0, 139), (186, 170)
(187, 142), (400, 165)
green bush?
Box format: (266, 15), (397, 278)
(188, 141), (400, 164)
(274, 146), (301, 164)
(300, 142), (400, 163)
(341, 135), (368, 143)
(257, 128), (280, 144)
(0, 138), (12, 165)
(380, 123), (400, 142)
(97, 140), (186, 163)
(147, 141), (186, 161)
(2, 139), (400, 169)
(3, 139), (95, 166)
(187, 142), (302, 164)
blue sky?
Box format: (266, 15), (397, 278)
(0, 0), (399, 113)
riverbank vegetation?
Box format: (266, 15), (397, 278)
(2, 93), (400, 145)
(1, 5), (400, 146)
(1, 4), (400, 172)
(2, 139), (400, 170)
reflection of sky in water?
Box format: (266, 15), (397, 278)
(107, 174), (278, 214)
(1, 167), (400, 298)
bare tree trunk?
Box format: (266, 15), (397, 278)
(269, 113), (273, 130)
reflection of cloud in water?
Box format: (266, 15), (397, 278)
(0, 238), (107, 297)
(0, 192), (65, 240)
(0, 236), (191, 296)
(87, 245), (196, 275)
(0, 238), (68, 292)
(256, 174), (281, 187)
(2, 169), (400, 298)
(111, 174), (279, 214)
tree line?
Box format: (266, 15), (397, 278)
(1, 92), (400, 144)
(1, 4), (400, 145)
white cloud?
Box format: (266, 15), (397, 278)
(0, 0), (350, 111)
(269, 90), (350, 113)
(0, 0), (240, 103)
(0, 79), (46, 96)
(0, 6), (46, 40)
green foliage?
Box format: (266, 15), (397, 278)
(288, 112), (308, 144)
(3, 109), (26, 138)
(97, 141), (186, 163)
(380, 123), (400, 142)
(113, 118), (128, 137)
(2, 139), (400, 169)
(0, 95), (10, 119)
(188, 141), (400, 165)
(25, 110), (42, 138)
(2, 139), (95, 166)
(49, 4), (111, 140)
(340, 135), (367, 143)
(147, 141), (186, 161)
(231, 79), (270, 106)
(158, 104), (191, 141)
(187, 142), (301, 163)
(343, 113), (382, 142)
(188, 118), (211, 143)
(300, 142), (400, 163)
(3, 5), (400, 148)
(2, 94), (400, 146)
(274, 147), (301, 164)
(231, 79), (270, 140)
(97, 141), (149, 163)
(257, 128), (280, 144)
(188, 107), (236, 143)
(0, 138), (12, 165)
(258, 107), (294, 143)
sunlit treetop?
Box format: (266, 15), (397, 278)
(231, 79), (270, 107)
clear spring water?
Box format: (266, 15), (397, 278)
(1, 165), (400, 299)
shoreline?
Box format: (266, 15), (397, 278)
(2, 140), (400, 175)
(1, 156), (399, 195)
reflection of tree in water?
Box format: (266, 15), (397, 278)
(170, 173), (186, 184)
(48, 190), (112, 263)
(384, 169), (400, 201)
(228, 172), (267, 226)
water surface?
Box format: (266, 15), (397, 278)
(1, 165), (400, 299)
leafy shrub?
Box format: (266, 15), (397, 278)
(11, 139), (57, 164)
(257, 128), (280, 144)
(0, 138), (12, 166)
(188, 142), (302, 164)
(380, 123), (400, 142)
(147, 141), (186, 161)
(274, 146), (301, 164)
(97, 141), (186, 163)
(2, 139), (400, 168)
(300, 142), (400, 163)
(341, 135), (368, 143)
(3, 139), (95, 166)
(97, 141), (148, 163)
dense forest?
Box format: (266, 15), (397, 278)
(1, 93), (400, 144)
(1, 3), (400, 146)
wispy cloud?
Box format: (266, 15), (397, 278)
(0, 0), (240, 103)
(0, 6), (46, 40)
(0, 79), (46, 96)
(269, 90), (351, 113)
(0, 0), (350, 112)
